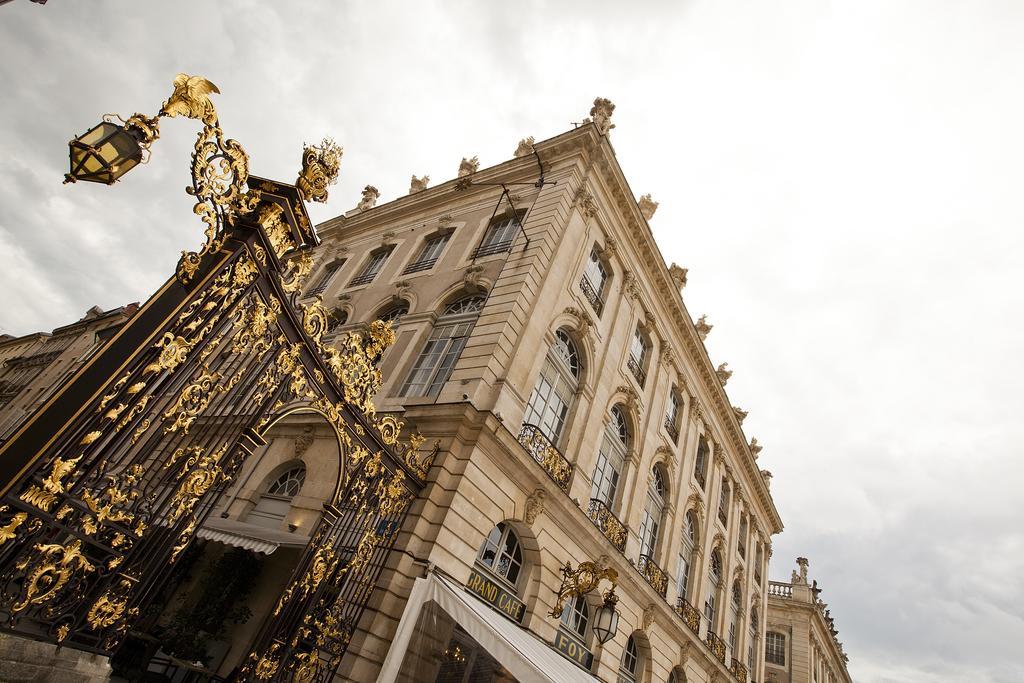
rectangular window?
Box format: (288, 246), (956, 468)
(704, 591), (716, 627)
(474, 213), (522, 258)
(403, 233), (451, 274)
(694, 438), (708, 489)
(677, 556), (689, 601)
(664, 392), (680, 441)
(401, 321), (474, 397)
(350, 247), (393, 286)
(627, 328), (647, 387)
(307, 261), (342, 297)
(766, 632), (786, 666)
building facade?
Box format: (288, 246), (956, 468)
(0, 304), (137, 443)
(764, 559), (851, 683)
(0, 100), (849, 683)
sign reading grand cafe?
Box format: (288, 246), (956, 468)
(0, 79), (856, 683)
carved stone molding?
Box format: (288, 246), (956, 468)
(599, 237), (618, 260)
(642, 603), (656, 630)
(573, 185), (598, 219)
(457, 156), (479, 177)
(409, 174), (429, 194)
(563, 307), (594, 337)
(463, 265), (486, 293)
(716, 363), (732, 386)
(615, 385), (640, 414)
(356, 185), (380, 211)
(294, 428), (314, 459)
(393, 280), (412, 303)
(524, 489), (545, 525)
(514, 137), (535, 158)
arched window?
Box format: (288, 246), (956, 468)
(580, 247), (609, 315)
(591, 406), (630, 510)
(375, 300), (409, 328)
(705, 550), (723, 627)
(402, 295), (484, 397)
(766, 631), (786, 666)
(627, 326), (650, 387)
(638, 466), (667, 558)
(619, 635), (640, 682)
(677, 510), (699, 601)
(559, 594), (590, 643)
(694, 436), (709, 489)
(476, 522), (523, 588)
(248, 463), (306, 529)
(718, 478), (731, 526)
(522, 330), (581, 447)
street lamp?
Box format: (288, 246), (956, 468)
(591, 586), (620, 645)
(64, 113), (160, 185)
(550, 560), (621, 644)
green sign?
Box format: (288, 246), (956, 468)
(553, 629), (594, 670)
(465, 569), (526, 624)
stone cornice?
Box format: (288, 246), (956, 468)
(585, 133), (783, 534)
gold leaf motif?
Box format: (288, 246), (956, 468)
(12, 539), (95, 612)
(0, 509), (27, 546)
(80, 431), (102, 445)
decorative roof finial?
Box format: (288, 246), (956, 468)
(749, 438), (762, 459)
(296, 137), (343, 203)
(695, 314), (713, 341)
(716, 363), (732, 386)
(356, 185), (379, 211)
(458, 156), (479, 177)
(409, 175), (429, 194)
(669, 263), (688, 291)
(514, 137), (535, 158)
(588, 97), (616, 135)
(638, 193), (659, 220)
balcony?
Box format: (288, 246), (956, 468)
(586, 498), (627, 552)
(636, 554), (668, 598)
(578, 276), (604, 316)
(517, 424), (573, 492)
(663, 415), (679, 442)
(731, 658), (748, 683)
(705, 630), (727, 664)
(675, 598), (702, 635)
(402, 257), (438, 275)
(626, 355), (646, 387)
(767, 581), (792, 598)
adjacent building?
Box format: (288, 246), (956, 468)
(764, 559), (852, 683)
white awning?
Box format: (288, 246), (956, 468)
(378, 572), (600, 683)
(197, 516), (310, 555)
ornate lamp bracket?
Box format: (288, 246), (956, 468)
(550, 560), (619, 618)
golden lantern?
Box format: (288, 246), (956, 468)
(64, 113), (160, 185)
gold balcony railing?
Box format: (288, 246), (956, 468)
(586, 498), (627, 552)
(675, 598), (701, 635)
(517, 424), (573, 492)
(636, 554), (668, 598)
(705, 630), (727, 664)
(578, 276), (604, 316)
(731, 658), (748, 683)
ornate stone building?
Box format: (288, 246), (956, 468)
(764, 559), (851, 683)
(191, 98), (783, 683)
(0, 99), (815, 683)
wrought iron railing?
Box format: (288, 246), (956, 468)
(706, 630), (728, 664)
(402, 257), (438, 274)
(636, 554), (668, 597)
(517, 424), (573, 492)
(626, 355), (646, 387)
(768, 581), (792, 598)
(731, 658), (748, 683)
(578, 276), (604, 316)
(349, 270), (378, 286)
(473, 239), (514, 259)
(663, 415), (679, 442)
(586, 498), (627, 552)
(675, 598), (702, 635)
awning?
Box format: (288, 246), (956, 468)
(197, 516), (310, 555)
(378, 572), (600, 683)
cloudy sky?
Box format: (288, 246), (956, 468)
(2, 1), (1022, 680)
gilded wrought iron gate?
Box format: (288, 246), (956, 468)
(0, 77), (433, 681)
